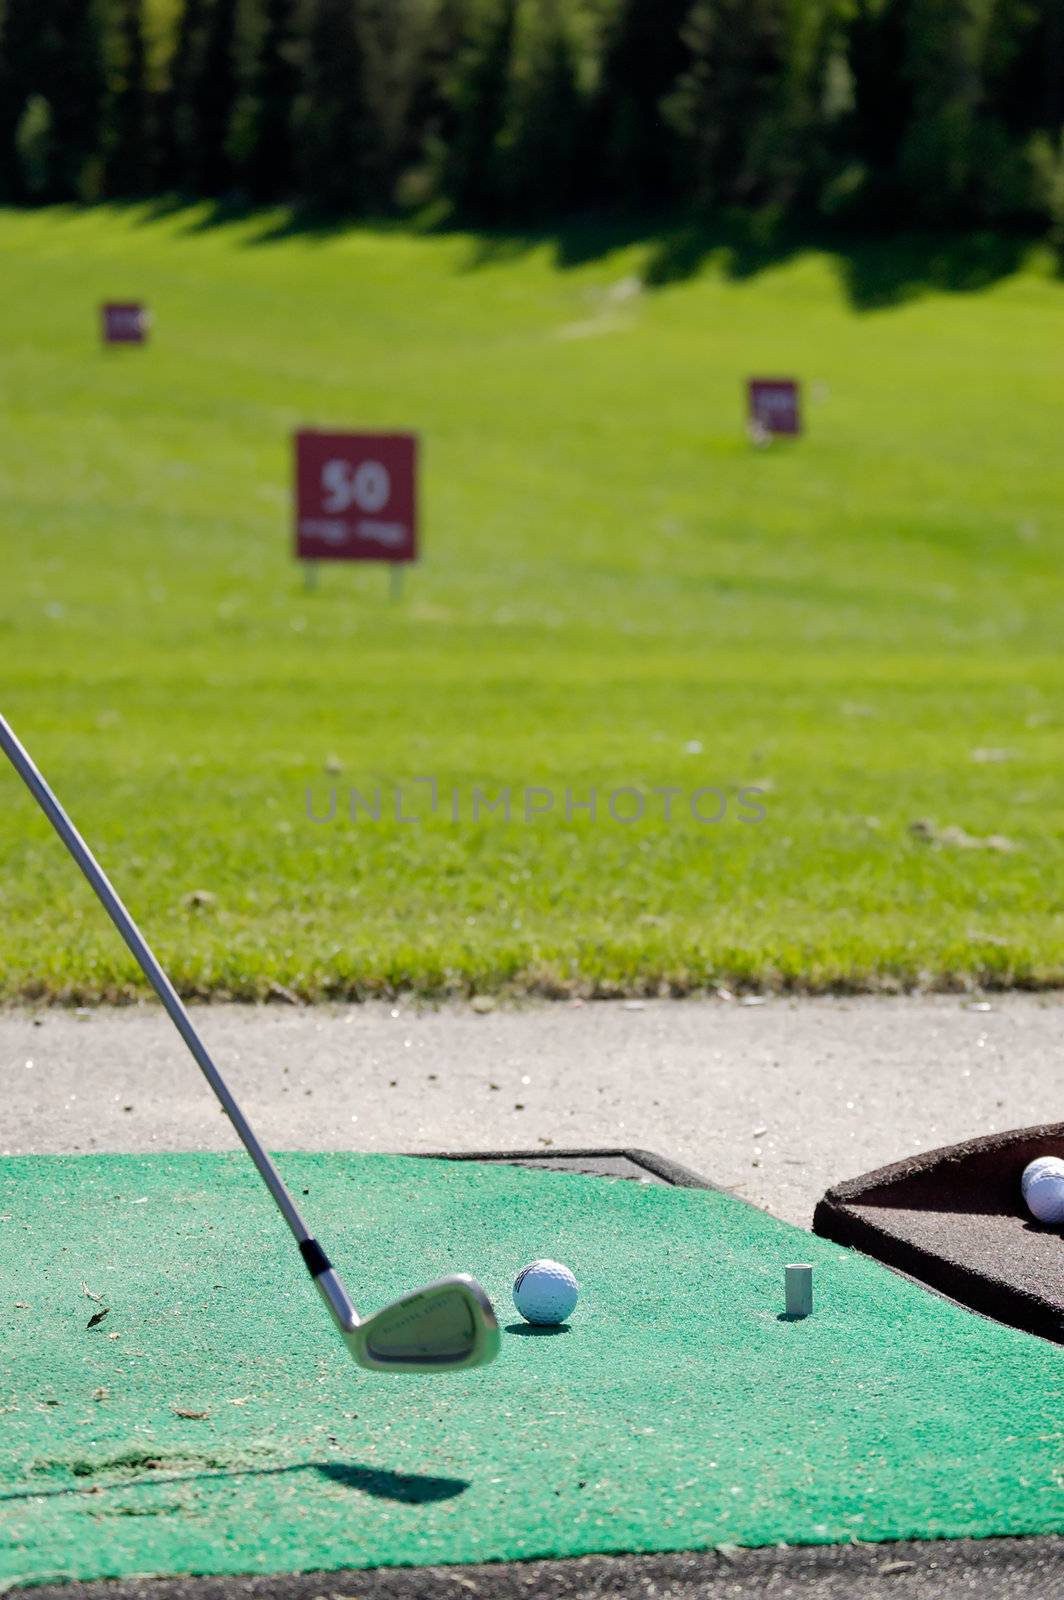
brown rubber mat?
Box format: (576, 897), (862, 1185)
(16, 1537), (1064, 1600)
(813, 1120), (1064, 1345)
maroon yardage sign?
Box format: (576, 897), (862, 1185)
(748, 379), (801, 437)
(102, 304), (148, 344)
(295, 431), (417, 563)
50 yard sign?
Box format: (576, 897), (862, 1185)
(295, 431), (418, 566)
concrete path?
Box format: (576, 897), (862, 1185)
(3, 993), (1060, 1226)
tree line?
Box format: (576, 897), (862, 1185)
(3, 0), (1064, 237)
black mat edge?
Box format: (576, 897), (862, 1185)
(15, 1537), (1064, 1600)
(411, 1147), (721, 1190)
(817, 1120), (1064, 1205)
(813, 1121), (1064, 1346)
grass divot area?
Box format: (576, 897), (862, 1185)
(1, 1152), (1061, 1585)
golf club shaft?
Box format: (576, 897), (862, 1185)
(0, 712), (358, 1332)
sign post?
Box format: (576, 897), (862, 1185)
(747, 379), (801, 439)
(294, 430), (418, 595)
(102, 304), (149, 345)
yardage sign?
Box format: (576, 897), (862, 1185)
(295, 431), (417, 563)
(748, 378), (801, 436)
(102, 303), (148, 344)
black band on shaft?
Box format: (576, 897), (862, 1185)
(299, 1238), (332, 1278)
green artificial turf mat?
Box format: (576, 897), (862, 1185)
(1, 1152), (1062, 1585)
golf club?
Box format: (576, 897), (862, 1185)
(0, 711), (500, 1374)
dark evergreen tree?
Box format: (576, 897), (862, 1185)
(899, 0), (1033, 219)
(45, 0), (107, 197)
(594, 0), (689, 208)
(0, 0), (50, 197)
(847, 0), (912, 205)
(14, 95), (54, 196)
(2, 0), (1064, 232)
(995, 0), (1059, 133)
(665, 0), (785, 205)
(1016, 0), (1064, 233)
(409, 0), (476, 184)
(667, 0), (851, 211)
(195, 0), (240, 191)
(228, 0), (301, 199)
(357, 0), (440, 205)
(439, 0), (517, 216)
(165, 0), (239, 193)
(105, 0), (151, 193)
(164, 0), (208, 187)
(289, 0), (376, 210)
(774, 0), (854, 209)
(500, 0), (585, 214)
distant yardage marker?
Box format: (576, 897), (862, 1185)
(102, 303), (149, 345)
(748, 378), (801, 439)
(294, 429), (418, 596)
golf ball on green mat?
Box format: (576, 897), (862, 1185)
(1021, 1157), (1064, 1224)
(513, 1259), (578, 1324)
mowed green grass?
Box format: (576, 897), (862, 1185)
(0, 205), (1061, 1000)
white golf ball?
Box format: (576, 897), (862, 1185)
(1022, 1157), (1064, 1225)
(513, 1259), (578, 1325)
(1021, 1155), (1064, 1197)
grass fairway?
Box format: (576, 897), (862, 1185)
(0, 205), (1062, 1000)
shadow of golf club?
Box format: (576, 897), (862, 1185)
(316, 1463), (467, 1502)
(0, 1460), (468, 1506)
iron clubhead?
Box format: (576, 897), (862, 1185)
(345, 1274), (500, 1373)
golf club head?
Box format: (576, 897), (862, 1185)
(344, 1274), (500, 1373)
